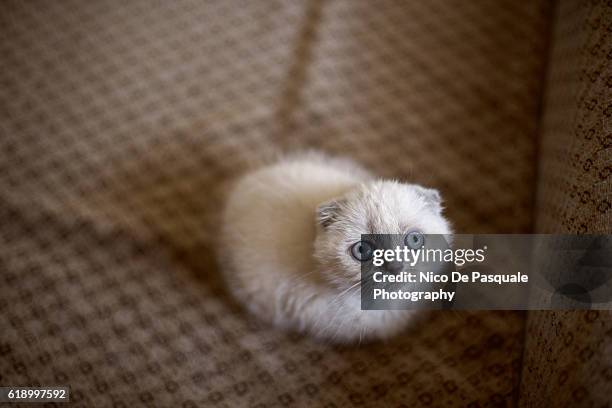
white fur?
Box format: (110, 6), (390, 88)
(219, 152), (452, 343)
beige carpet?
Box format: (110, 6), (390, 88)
(1, 1), (554, 406)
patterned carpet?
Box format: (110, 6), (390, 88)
(1, 0), (609, 407)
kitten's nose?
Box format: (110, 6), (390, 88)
(385, 261), (403, 275)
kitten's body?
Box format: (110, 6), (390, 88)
(220, 152), (451, 342)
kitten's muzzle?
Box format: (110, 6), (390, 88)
(384, 261), (403, 275)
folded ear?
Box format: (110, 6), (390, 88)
(414, 186), (442, 213)
(316, 199), (345, 228)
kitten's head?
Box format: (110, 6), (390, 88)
(313, 180), (452, 289)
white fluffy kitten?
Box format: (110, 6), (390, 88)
(219, 152), (452, 343)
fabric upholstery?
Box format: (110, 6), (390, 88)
(519, 0), (612, 406)
(0, 0), (557, 406)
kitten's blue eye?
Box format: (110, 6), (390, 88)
(350, 241), (375, 262)
(405, 231), (425, 249)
